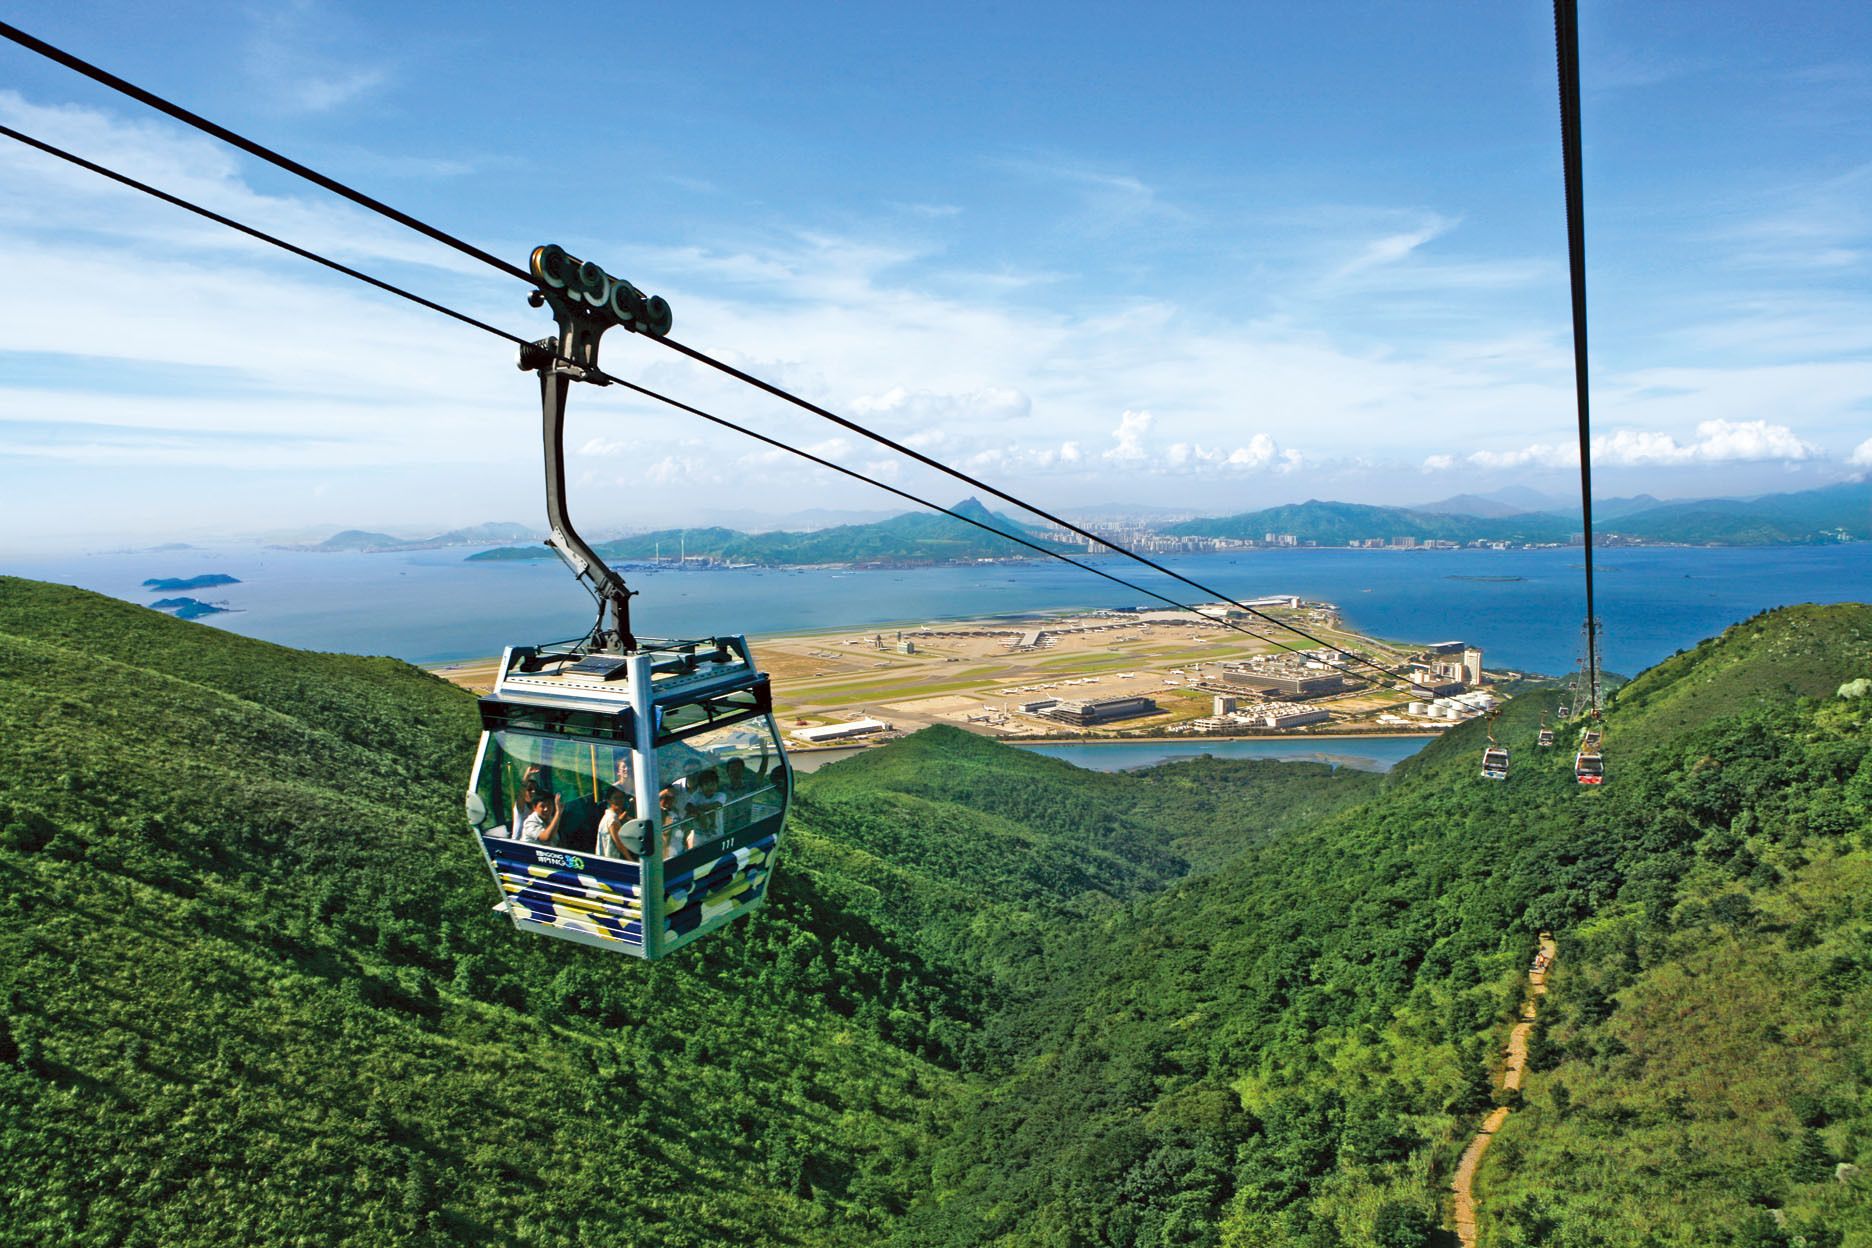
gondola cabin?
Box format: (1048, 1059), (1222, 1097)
(1480, 744), (1511, 781)
(1536, 726), (1555, 748)
(1574, 728), (1604, 785)
(464, 634), (790, 958)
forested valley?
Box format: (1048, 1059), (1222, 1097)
(1, 576), (1867, 1246)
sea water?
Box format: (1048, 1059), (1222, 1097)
(4, 543), (1868, 676)
(1022, 736), (1432, 773)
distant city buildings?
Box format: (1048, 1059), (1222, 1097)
(1409, 642), (1485, 691)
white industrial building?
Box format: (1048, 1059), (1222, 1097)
(792, 718), (894, 744)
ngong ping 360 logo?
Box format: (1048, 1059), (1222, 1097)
(535, 850), (586, 871)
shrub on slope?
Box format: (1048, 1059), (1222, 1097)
(0, 580), (965, 1246)
(893, 606), (1872, 1247)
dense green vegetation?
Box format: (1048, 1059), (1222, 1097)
(2, 577), (1868, 1245)
(1166, 481), (1872, 547)
(467, 497), (1066, 566)
(1164, 499), (1575, 545)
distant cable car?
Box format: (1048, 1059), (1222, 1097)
(1536, 716), (1555, 748)
(1480, 710), (1510, 780)
(1480, 743), (1511, 781)
(462, 246), (790, 958)
(1574, 724), (1604, 785)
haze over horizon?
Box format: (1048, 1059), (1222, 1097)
(3, 3), (1870, 552)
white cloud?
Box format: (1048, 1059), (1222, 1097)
(1104, 410), (1154, 462)
(1603, 419), (1815, 465)
(244, 4), (392, 115)
(850, 385), (1032, 425)
(1101, 414), (1297, 476)
(1850, 436), (1872, 466)
(963, 441), (1088, 473)
(0, 91), (485, 274)
(1447, 419), (1820, 473)
(1334, 214), (1458, 277)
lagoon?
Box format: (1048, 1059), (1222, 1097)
(1021, 735), (1435, 773)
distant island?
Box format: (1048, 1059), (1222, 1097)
(148, 597), (233, 619)
(143, 574), (240, 591)
(1167, 479), (1869, 548)
(274, 522), (541, 554)
(467, 497), (1068, 567)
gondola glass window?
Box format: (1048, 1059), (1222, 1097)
(657, 722), (787, 858)
(470, 725), (637, 857)
(466, 638), (792, 958)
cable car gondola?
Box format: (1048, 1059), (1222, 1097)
(1536, 716), (1555, 748)
(1480, 711), (1510, 781)
(1574, 724), (1604, 785)
(462, 248), (791, 958)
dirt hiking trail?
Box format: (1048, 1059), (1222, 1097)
(1450, 932), (1556, 1248)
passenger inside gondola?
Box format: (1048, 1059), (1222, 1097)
(512, 779), (542, 836)
(684, 767), (723, 839)
(599, 787), (641, 861)
(520, 791), (561, 844)
(722, 757), (756, 831)
(658, 787), (692, 856)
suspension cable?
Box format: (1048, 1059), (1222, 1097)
(647, 333), (1408, 684)
(1, 18), (1413, 685)
(0, 20), (532, 283)
(0, 121), (1420, 689)
(1553, 0), (1601, 716)
(0, 125), (533, 349)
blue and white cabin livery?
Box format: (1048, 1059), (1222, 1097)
(465, 634), (791, 959)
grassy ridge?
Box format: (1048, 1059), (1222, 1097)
(889, 608), (1872, 1246)
(2, 576), (1868, 1246)
(0, 578), (1379, 1244)
(0, 578), (965, 1245)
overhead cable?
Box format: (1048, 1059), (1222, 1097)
(2, 19), (1415, 684)
(651, 332), (1411, 685)
(0, 121), (1414, 689)
(0, 124), (532, 350)
(1552, 0), (1601, 715)
(0, 20), (532, 283)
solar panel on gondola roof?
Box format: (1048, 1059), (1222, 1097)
(566, 653), (631, 680)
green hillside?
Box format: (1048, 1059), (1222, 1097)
(0, 578), (965, 1245)
(467, 497), (1066, 566)
(2, 577), (1869, 1246)
(1163, 499), (1575, 545)
(1608, 479), (1872, 545)
(1160, 481), (1871, 547)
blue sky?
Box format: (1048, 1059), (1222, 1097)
(2, 1), (1869, 548)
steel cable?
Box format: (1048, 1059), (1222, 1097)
(0, 122), (1418, 690)
(1, 20), (1419, 685)
(1553, 0), (1601, 717)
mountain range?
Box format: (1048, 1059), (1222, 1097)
(466, 497), (1063, 566)
(1169, 478), (1871, 547)
(275, 521), (543, 553)
(2, 578), (1867, 1243)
